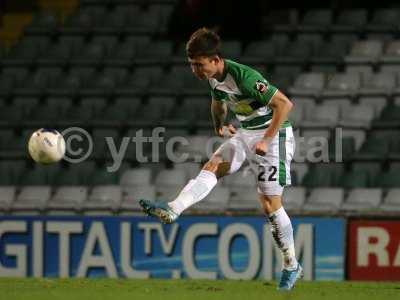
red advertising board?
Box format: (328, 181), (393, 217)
(348, 220), (400, 281)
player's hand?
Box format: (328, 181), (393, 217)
(254, 139), (270, 156)
(217, 124), (237, 137)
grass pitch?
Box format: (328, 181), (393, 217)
(0, 278), (399, 300)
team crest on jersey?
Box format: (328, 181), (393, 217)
(255, 80), (268, 94)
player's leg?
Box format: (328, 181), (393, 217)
(259, 194), (298, 272)
(256, 127), (301, 290)
(140, 134), (247, 223)
(165, 153), (230, 217)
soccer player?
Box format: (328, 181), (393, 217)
(140, 28), (302, 290)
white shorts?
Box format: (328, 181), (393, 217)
(214, 126), (295, 196)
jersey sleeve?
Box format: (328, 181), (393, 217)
(240, 72), (278, 105)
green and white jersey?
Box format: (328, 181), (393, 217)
(208, 59), (291, 130)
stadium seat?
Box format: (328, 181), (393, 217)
(191, 186), (230, 212)
(3, 37), (50, 67)
(291, 97), (316, 120)
(345, 65), (374, 82)
(345, 40), (383, 65)
(91, 128), (120, 158)
(95, 103), (130, 123)
(357, 135), (389, 160)
(120, 185), (156, 213)
(46, 73), (80, 97)
(290, 163), (309, 185)
(323, 98), (352, 111)
(296, 34), (324, 50)
(288, 102), (304, 126)
(12, 96), (39, 114)
(103, 40), (138, 67)
(37, 36), (83, 67)
(352, 162), (381, 185)
(311, 36), (352, 68)
(379, 101), (400, 123)
(90, 35), (119, 54)
(12, 186), (51, 214)
(298, 129), (331, 160)
(155, 169), (187, 201)
(0, 75), (15, 98)
(269, 33), (290, 51)
(52, 167), (82, 186)
(221, 169), (257, 189)
(14, 68), (63, 97)
(302, 104), (340, 127)
(70, 43), (106, 67)
(120, 168), (152, 186)
(271, 66), (301, 90)
(379, 41), (400, 65)
(150, 4), (174, 33)
(358, 72), (396, 97)
(341, 129), (366, 151)
(135, 41), (174, 64)
(330, 9), (368, 33)
(173, 162), (201, 180)
(87, 168), (119, 186)
(374, 170), (400, 188)
(304, 188), (344, 212)
(84, 185), (122, 215)
(366, 9), (400, 33)
(221, 40), (242, 60)
(299, 10), (333, 32)
(339, 170), (368, 188)
(339, 104), (375, 128)
(45, 96), (73, 113)
(124, 8), (160, 34)
(229, 187), (260, 210)
(2, 67), (30, 86)
(302, 163), (343, 187)
(47, 186), (88, 215)
(321, 72), (361, 98)
(275, 40), (313, 66)
(282, 186), (306, 211)
(18, 165), (49, 185)
(342, 188), (382, 211)
(82, 68), (129, 97)
(176, 135), (215, 161)
(380, 189), (400, 211)
(358, 97), (387, 118)
(28, 104), (62, 124)
(0, 160), (26, 185)
(241, 40), (277, 64)
(114, 97), (142, 112)
(0, 186), (16, 214)
(25, 12), (58, 36)
(91, 9), (128, 35)
(60, 6), (106, 35)
(288, 72), (325, 98)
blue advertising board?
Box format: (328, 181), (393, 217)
(0, 216), (345, 280)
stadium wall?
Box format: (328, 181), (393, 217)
(0, 216), (345, 281)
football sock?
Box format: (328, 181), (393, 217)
(268, 207), (298, 270)
(168, 170), (218, 215)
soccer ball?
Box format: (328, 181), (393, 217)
(28, 128), (66, 164)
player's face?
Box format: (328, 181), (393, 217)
(188, 56), (219, 80)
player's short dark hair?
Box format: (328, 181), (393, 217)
(186, 27), (221, 59)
